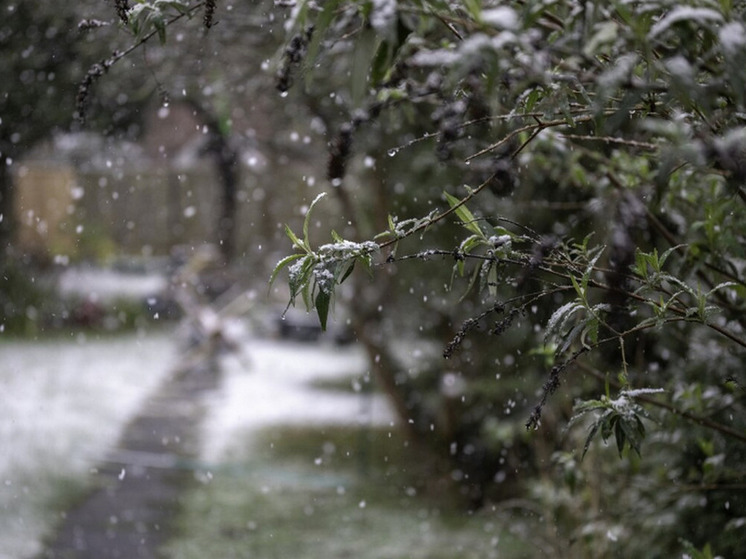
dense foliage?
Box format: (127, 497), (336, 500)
(82, 1), (745, 556)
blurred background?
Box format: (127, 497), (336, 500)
(1, 2), (541, 558)
(2, 2), (744, 559)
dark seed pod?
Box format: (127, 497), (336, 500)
(276, 25), (314, 93)
(433, 99), (466, 161)
(465, 72), (490, 123)
(487, 157), (516, 197)
(114, 0), (130, 24)
(204, 0), (217, 30)
(327, 123), (354, 181)
(78, 19), (110, 31)
(76, 58), (113, 124)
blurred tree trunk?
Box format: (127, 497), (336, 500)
(0, 163), (12, 270)
(187, 100), (239, 262)
(213, 137), (239, 262)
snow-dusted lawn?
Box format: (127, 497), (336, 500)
(0, 312), (396, 559)
(0, 330), (176, 559)
(200, 338), (396, 462)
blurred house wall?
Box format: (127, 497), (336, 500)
(14, 162), (77, 261)
(12, 105), (223, 263)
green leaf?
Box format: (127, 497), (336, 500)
(706, 281), (736, 298)
(301, 277), (313, 311)
(524, 88), (542, 113)
(269, 253), (306, 288)
(573, 398), (607, 414)
(463, 0), (482, 20)
(601, 412), (614, 442)
(370, 40), (393, 87)
(633, 248), (649, 281)
(153, 12), (166, 44)
(582, 247), (605, 292)
(289, 254), (316, 301)
(460, 234), (486, 255)
(569, 274), (584, 301)
(614, 417), (626, 456)
(338, 260), (356, 284)
(487, 262), (498, 297)
(315, 289), (331, 331)
(285, 224), (306, 252)
(584, 316), (599, 346)
(458, 262), (482, 302)
(304, 0), (330, 55)
(619, 416), (643, 457)
(157, 0), (191, 16)
(444, 191), (484, 237)
(359, 252), (375, 277)
(303, 192), (327, 245)
(558, 321), (585, 354)
(658, 244), (685, 269)
(545, 301), (584, 343)
(582, 420), (601, 460)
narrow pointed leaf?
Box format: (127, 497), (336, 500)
(303, 192), (327, 245)
(444, 191), (484, 236)
(315, 289), (331, 331)
(269, 253), (306, 288)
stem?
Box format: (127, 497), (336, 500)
(465, 114), (597, 163)
(378, 173), (496, 250)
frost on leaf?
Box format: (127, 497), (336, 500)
(271, 193), (379, 330)
(571, 389), (660, 459)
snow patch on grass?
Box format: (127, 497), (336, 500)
(200, 339), (396, 462)
(0, 331), (176, 559)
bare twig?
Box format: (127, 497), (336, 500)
(378, 172), (498, 249)
(76, 2), (205, 123)
(465, 114), (598, 163)
(558, 133), (658, 151)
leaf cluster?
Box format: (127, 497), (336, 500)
(571, 389), (660, 459)
(126, 0), (192, 44)
(81, 1), (746, 554)
(270, 193), (379, 330)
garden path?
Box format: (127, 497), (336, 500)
(37, 359), (220, 559)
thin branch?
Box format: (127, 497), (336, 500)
(76, 2), (204, 122)
(526, 347), (590, 430)
(432, 11), (464, 41)
(386, 108), (613, 158)
(465, 114), (597, 163)
(675, 483), (746, 492)
(699, 319), (746, 351)
(443, 290), (556, 358)
(558, 133), (658, 151)
(378, 173), (498, 250)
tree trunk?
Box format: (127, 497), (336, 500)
(214, 139), (238, 261)
(0, 162), (13, 271)
(185, 99), (239, 263)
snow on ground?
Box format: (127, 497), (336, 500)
(0, 330), (176, 559)
(57, 266), (168, 302)
(0, 322), (394, 559)
(200, 338), (397, 462)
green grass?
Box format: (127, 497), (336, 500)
(164, 425), (537, 559)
